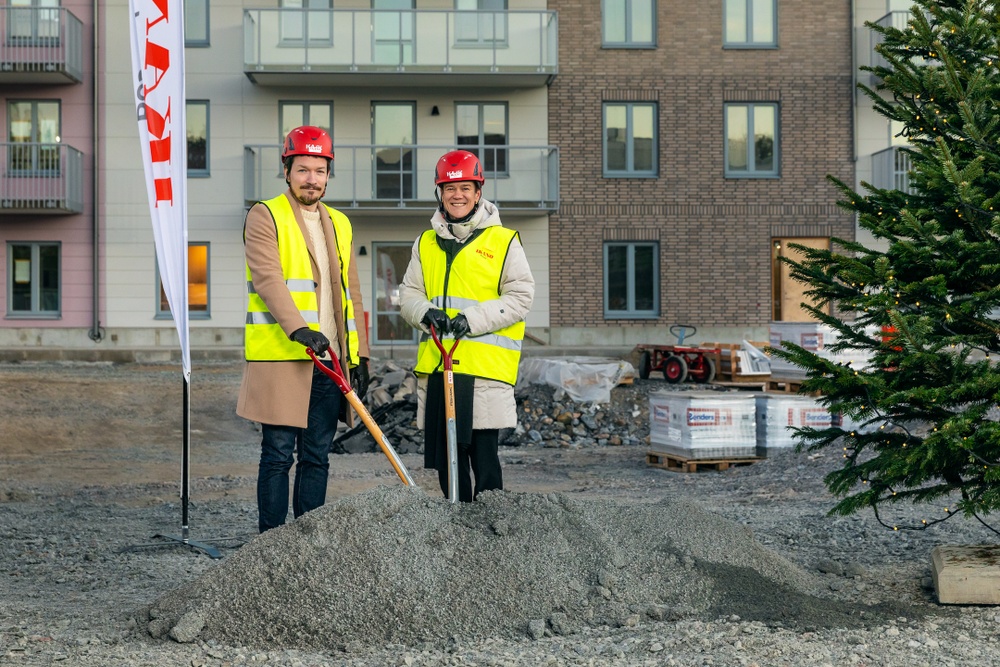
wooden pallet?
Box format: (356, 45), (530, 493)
(646, 451), (762, 473)
(766, 378), (804, 393)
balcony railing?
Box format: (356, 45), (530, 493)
(870, 146), (915, 194)
(243, 8), (557, 88)
(0, 6), (83, 84)
(865, 11), (911, 86)
(244, 143), (559, 215)
(0, 143), (85, 214)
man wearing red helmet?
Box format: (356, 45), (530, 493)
(399, 150), (535, 502)
(238, 125), (371, 532)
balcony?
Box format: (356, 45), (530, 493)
(0, 6), (83, 84)
(865, 11), (911, 87)
(870, 146), (915, 194)
(243, 8), (557, 88)
(244, 143), (559, 216)
(0, 143), (85, 214)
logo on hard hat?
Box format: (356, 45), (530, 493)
(446, 170), (464, 179)
(306, 144), (323, 153)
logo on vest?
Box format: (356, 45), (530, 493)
(476, 248), (494, 260)
(446, 170), (464, 179)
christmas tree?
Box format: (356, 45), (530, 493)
(773, 0), (1000, 531)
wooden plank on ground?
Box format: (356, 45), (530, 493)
(932, 545), (1000, 605)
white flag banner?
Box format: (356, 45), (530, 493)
(128, 0), (190, 380)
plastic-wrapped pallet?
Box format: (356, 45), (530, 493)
(768, 321), (874, 376)
(649, 390), (756, 459)
(755, 393), (834, 455)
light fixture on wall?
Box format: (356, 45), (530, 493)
(358, 246), (368, 256)
(430, 105), (440, 116)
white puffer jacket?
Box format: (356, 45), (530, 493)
(399, 199), (535, 429)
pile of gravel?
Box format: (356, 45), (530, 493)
(140, 484), (916, 650)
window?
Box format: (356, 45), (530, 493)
(184, 0), (209, 47)
(604, 242), (658, 318)
(603, 102), (657, 177)
(186, 100), (209, 176)
(602, 0), (655, 48)
(455, 0), (507, 44)
(280, 0), (332, 44)
(157, 243), (210, 318)
(8, 0), (59, 45)
(725, 102), (778, 177)
(456, 102), (507, 176)
(7, 100), (60, 174)
(372, 242), (419, 344)
(723, 0), (776, 47)
(7, 242), (60, 317)
(373, 0), (414, 64)
(279, 101), (333, 141)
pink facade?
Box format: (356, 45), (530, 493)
(0, 0), (99, 333)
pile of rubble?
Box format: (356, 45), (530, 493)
(333, 358), (703, 456)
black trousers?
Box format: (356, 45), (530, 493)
(424, 372), (503, 502)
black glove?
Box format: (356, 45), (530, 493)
(449, 313), (471, 339)
(350, 357), (370, 400)
(290, 327), (330, 356)
(421, 308), (451, 334)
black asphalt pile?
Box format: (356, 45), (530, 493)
(140, 484), (908, 651)
(334, 360), (704, 455)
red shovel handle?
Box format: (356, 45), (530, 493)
(305, 348), (353, 395)
(429, 323), (460, 370)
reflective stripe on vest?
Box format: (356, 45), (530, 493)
(413, 226), (525, 385)
(244, 194), (360, 362)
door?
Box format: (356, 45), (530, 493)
(372, 242), (419, 344)
(372, 102), (415, 200)
(772, 237), (829, 321)
(373, 0), (414, 65)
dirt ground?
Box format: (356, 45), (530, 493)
(0, 359), (644, 504)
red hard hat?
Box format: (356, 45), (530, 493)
(282, 126), (334, 161)
(434, 150), (484, 186)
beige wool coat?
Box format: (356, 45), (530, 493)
(237, 190), (370, 429)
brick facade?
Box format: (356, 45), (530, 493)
(548, 0), (855, 331)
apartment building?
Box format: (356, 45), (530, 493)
(546, 0), (857, 347)
(2, 1), (880, 356)
(0, 0), (99, 346)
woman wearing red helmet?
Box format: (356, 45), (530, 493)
(399, 150), (535, 502)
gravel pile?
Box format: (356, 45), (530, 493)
(4, 361), (1000, 666)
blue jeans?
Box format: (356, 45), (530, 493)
(257, 362), (342, 533)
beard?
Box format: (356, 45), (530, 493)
(292, 184), (325, 207)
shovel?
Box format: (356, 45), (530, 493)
(430, 324), (460, 503)
(306, 348), (416, 487)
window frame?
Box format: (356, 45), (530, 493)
(601, 0), (656, 49)
(184, 0), (210, 47)
(371, 241), (420, 345)
(454, 0), (509, 46)
(723, 0), (777, 49)
(279, 0), (333, 46)
(724, 102), (780, 179)
(155, 242), (211, 320)
(602, 101), (658, 178)
(603, 241), (660, 319)
(186, 100), (210, 177)
(455, 101), (509, 178)
(6, 241), (60, 318)
(7, 98), (61, 176)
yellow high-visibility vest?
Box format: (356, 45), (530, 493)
(413, 226), (525, 385)
(244, 194), (360, 363)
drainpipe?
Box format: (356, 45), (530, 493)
(88, 0), (103, 342)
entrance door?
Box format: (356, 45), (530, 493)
(372, 242), (419, 344)
(772, 237), (829, 321)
